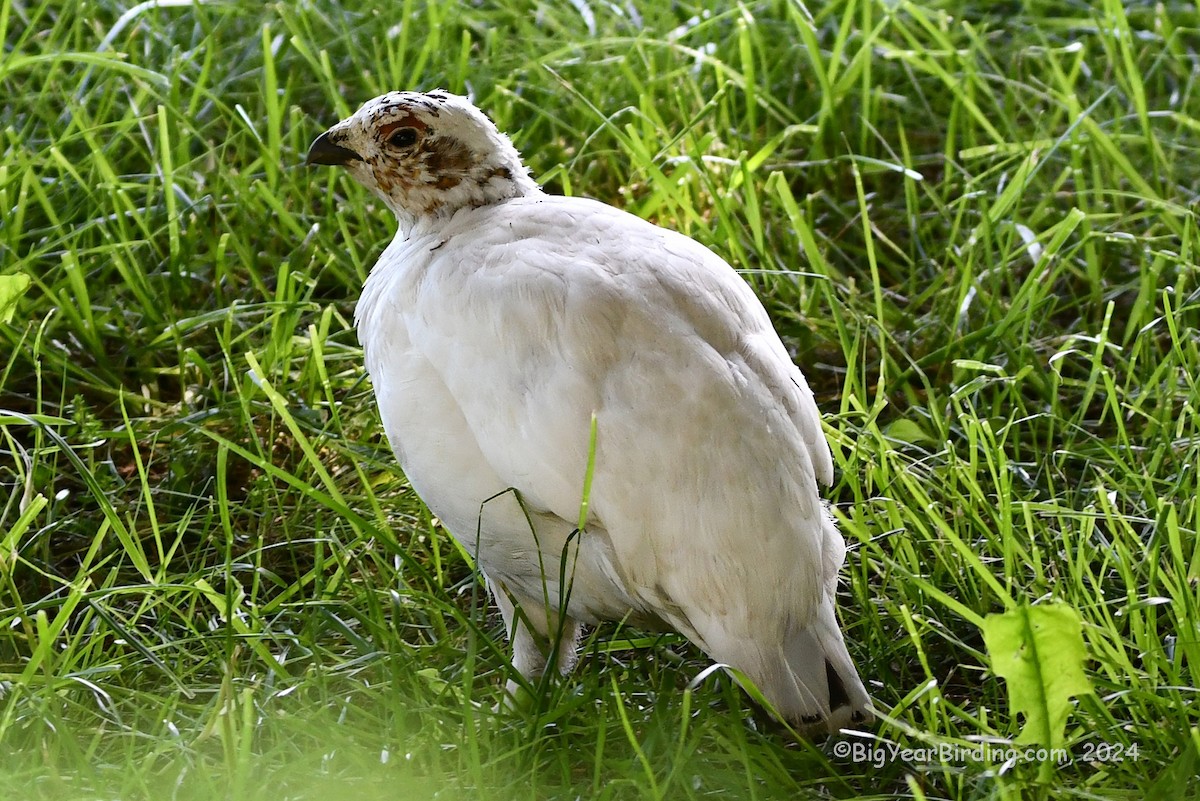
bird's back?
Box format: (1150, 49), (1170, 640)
(360, 194), (836, 627)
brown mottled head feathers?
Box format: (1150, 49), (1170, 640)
(307, 90), (540, 231)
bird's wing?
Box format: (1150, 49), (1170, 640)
(401, 195), (836, 635)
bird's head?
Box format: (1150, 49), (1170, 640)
(306, 90), (539, 229)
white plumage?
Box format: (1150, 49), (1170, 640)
(307, 90), (871, 731)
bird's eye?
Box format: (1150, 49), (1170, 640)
(388, 128), (419, 148)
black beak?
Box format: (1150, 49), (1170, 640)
(306, 130), (362, 166)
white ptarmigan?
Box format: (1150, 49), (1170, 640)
(307, 90), (872, 732)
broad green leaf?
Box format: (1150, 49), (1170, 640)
(885, 418), (934, 445)
(982, 603), (1092, 746)
(0, 273), (31, 324)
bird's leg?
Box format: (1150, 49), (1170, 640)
(490, 580), (582, 708)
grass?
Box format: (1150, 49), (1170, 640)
(2, 0), (1198, 798)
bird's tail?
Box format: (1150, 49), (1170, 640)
(774, 596), (873, 731)
(701, 512), (872, 733)
(702, 599), (872, 733)
(770, 510), (872, 732)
